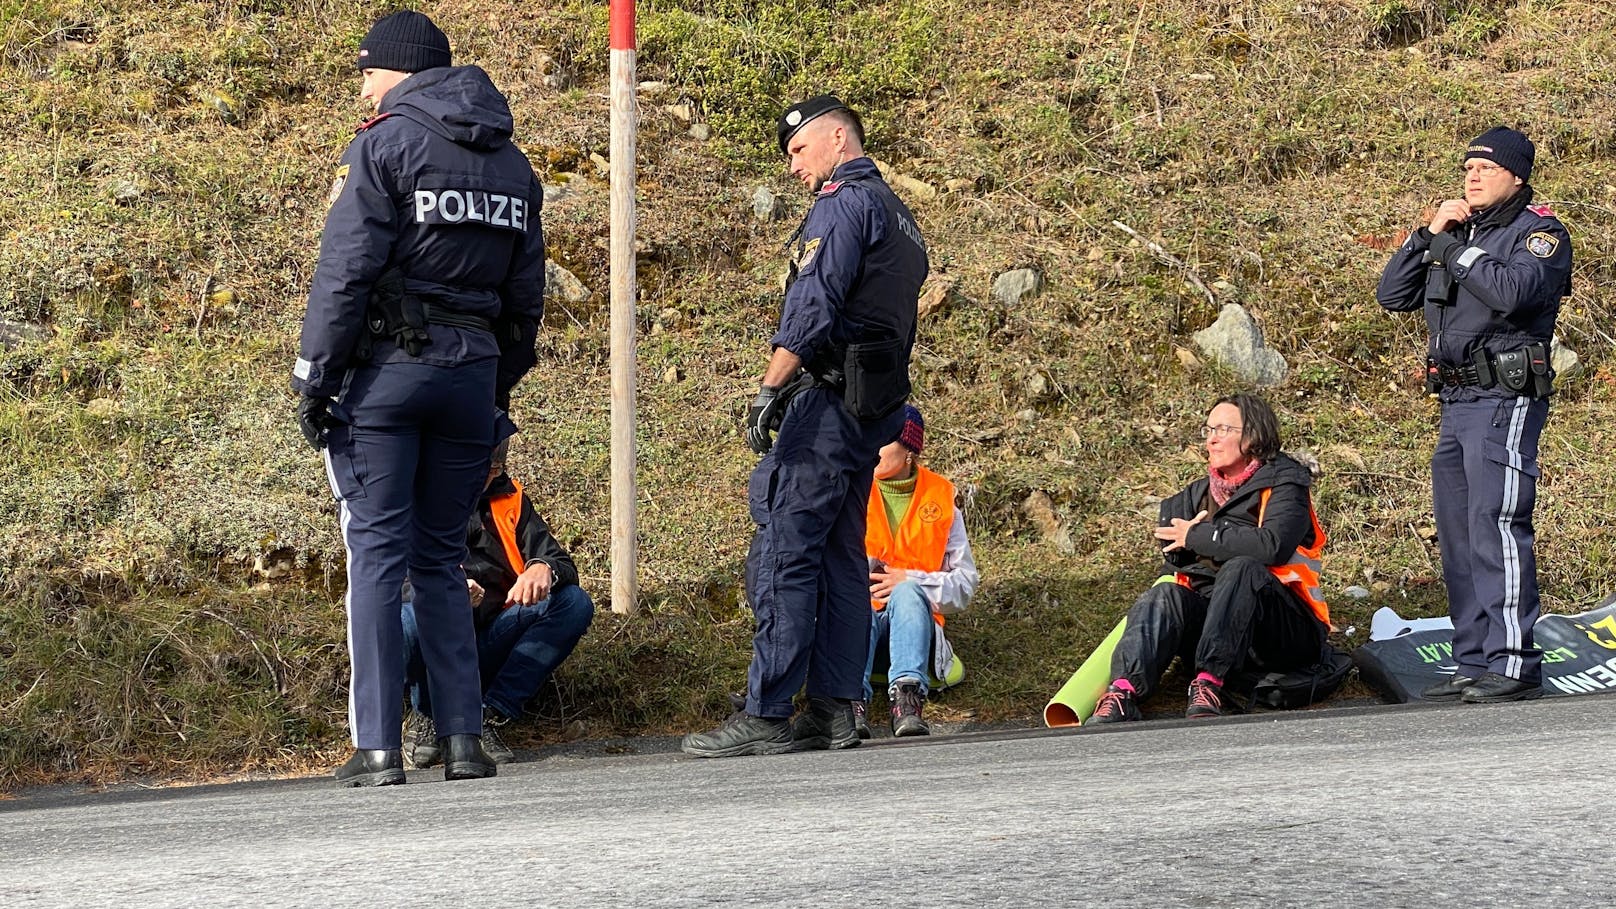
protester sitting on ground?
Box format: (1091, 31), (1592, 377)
(401, 438), (594, 766)
(1089, 392), (1330, 723)
(853, 404), (979, 737)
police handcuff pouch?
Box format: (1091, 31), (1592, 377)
(843, 337), (910, 421)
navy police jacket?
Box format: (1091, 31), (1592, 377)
(773, 157), (927, 373)
(293, 66), (545, 399)
(1376, 189), (1571, 402)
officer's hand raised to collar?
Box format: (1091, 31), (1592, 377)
(1429, 199), (1472, 234)
(745, 384), (788, 455)
(298, 395), (335, 451)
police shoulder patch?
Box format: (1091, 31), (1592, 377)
(796, 236), (823, 270)
(326, 163), (350, 208)
(1527, 203), (1556, 218)
(1526, 231), (1560, 259)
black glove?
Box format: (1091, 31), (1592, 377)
(745, 384), (789, 455)
(298, 395), (334, 451)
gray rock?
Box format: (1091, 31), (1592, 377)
(992, 268), (1043, 307)
(0, 319), (47, 350)
(688, 123), (711, 141)
(545, 262), (591, 303)
(1342, 586), (1372, 600)
(1191, 304), (1288, 386)
(1551, 336), (1582, 381)
(542, 183), (575, 205)
(637, 81), (672, 99)
(751, 187), (786, 222)
(109, 179), (145, 204)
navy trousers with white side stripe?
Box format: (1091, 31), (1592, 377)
(323, 359), (496, 749)
(1431, 396), (1548, 683)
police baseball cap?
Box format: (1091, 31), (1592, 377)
(777, 94), (855, 154)
(357, 10), (452, 73)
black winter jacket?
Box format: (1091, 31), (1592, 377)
(1159, 453), (1318, 596)
(465, 473), (580, 629)
(1375, 188), (1571, 403)
(294, 66), (546, 400)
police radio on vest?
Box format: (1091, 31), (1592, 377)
(413, 189), (527, 231)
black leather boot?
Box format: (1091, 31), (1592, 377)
(333, 749), (405, 787)
(441, 734), (497, 780)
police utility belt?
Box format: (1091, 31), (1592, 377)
(802, 337), (911, 422)
(357, 267), (494, 360)
(1424, 342), (1552, 398)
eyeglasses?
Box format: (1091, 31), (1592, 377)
(1200, 424), (1243, 439)
(1460, 162), (1503, 177)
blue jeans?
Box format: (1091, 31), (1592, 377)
(402, 583), (594, 720)
(863, 580), (934, 700)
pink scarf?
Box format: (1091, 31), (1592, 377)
(1208, 458), (1261, 508)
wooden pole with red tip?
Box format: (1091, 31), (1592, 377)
(608, 0), (638, 615)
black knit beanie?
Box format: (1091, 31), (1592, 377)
(1466, 127), (1534, 183)
(357, 10), (451, 73)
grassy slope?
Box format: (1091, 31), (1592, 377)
(2, 0), (1614, 787)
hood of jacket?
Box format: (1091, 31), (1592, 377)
(380, 66), (514, 151)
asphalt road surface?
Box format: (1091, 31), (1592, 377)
(2, 694), (1610, 908)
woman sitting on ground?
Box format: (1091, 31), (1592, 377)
(861, 404), (979, 737)
(1091, 392), (1330, 722)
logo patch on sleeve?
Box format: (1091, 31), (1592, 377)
(326, 164), (350, 208)
(796, 236), (822, 270)
(1526, 231), (1559, 259)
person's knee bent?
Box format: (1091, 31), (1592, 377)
(886, 580), (931, 625)
(549, 584), (595, 640)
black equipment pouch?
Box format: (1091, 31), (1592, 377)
(842, 337), (910, 421)
(1423, 358), (1442, 395)
(366, 267), (431, 358)
(1468, 346), (1496, 390)
(1424, 262), (1456, 307)
(1527, 342), (1554, 398)
(1493, 347), (1530, 394)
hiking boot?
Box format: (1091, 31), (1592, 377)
(890, 681), (930, 737)
(441, 733), (497, 781)
(333, 749), (405, 787)
(403, 711), (440, 768)
(1460, 672), (1543, 704)
(681, 713), (793, 758)
(790, 695), (862, 751)
(1088, 685), (1142, 724)
(852, 700), (872, 740)
(1186, 678), (1227, 719)
(1421, 673), (1479, 701)
(481, 707), (516, 765)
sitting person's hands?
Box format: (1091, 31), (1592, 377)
(467, 578), (485, 607)
(869, 564), (908, 602)
(507, 561), (554, 607)
(1154, 510), (1208, 553)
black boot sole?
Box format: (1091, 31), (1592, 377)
(680, 737), (794, 758)
(336, 768), (405, 787)
(792, 734), (861, 751)
(1461, 687), (1544, 704)
(444, 761), (497, 780)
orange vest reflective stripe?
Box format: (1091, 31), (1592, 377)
(1175, 486), (1330, 626)
(865, 466), (953, 626)
(486, 478), (526, 577)
(1258, 487), (1330, 626)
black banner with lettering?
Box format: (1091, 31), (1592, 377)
(1353, 597), (1616, 703)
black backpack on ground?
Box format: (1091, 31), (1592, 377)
(1229, 644), (1354, 710)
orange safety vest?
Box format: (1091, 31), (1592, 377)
(486, 478), (527, 579)
(1176, 486), (1330, 626)
(865, 466), (954, 626)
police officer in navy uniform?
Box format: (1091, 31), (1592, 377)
(1377, 126), (1571, 704)
(682, 95), (928, 757)
(292, 10), (546, 785)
